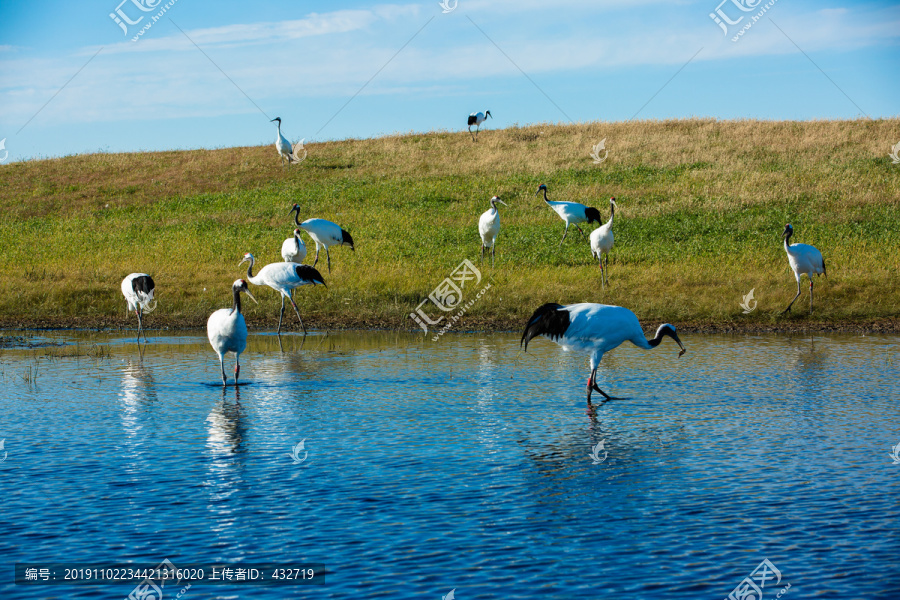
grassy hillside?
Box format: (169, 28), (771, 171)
(1, 118), (898, 333)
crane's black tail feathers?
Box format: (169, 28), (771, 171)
(341, 229), (355, 250)
(295, 265), (327, 287)
(521, 303), (570, 351)
(467, 115), (477, 126)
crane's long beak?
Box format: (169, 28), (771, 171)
(674, 334), (686, 357)
(238, 257), (249, 266)
(245, 290), (258, 305)
(498, 199), (509, 207)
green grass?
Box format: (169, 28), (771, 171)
(1, 118), (898, 332)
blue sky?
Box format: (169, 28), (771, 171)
(0, 0), (897, 162)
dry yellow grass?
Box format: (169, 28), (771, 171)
(0, 118), (898, 332)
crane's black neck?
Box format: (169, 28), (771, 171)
(292, 210), (301, 227)
(245, 257), (255, 280)
(540, 188), (550, 203)
(647, 324), (677, 348)
(294, 232), (301, 252)
(230, 286), (243, 316)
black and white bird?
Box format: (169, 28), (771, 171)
(478, 195), (508, 267)
(281, 228), (307, 264)
(536, 184), (603, 245)
(521, 303), (685, 407)
(240, 253), (326, 335)
(121, 273), (156, 342)
(271, 117), (304, 166)
(207, 279), (257, 386)
(290, 204), (354, 273)
(589, 198), (617, 288)
(781, 224), (826, 314)
(468, 110), (491, 141)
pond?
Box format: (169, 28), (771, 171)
(0, 330), (898, 599)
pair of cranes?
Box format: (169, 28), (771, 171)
(478, 184), (617, 288)
(273, 111), (492, 169)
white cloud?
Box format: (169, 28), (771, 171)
(0, 1), (896, 130)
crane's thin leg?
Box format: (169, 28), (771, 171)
(480, 244), (485, 264)
(219, 355), (227, 386)
(234, 355), (240, 385)
(599, 255), (605, 290)
(587, 365), (625, 405)
(312, 247), (320, 268)
(576, 225), (586, 238)
(288, 293), (307, 335)
(559, 224), (570, 246)
(491, 245), (495, 268)
(808, 275), (812, 314)
(605, 254), (610, 287)
(277, 296), (286, 334)
(135, 308), (143, 342)
(781, 280), (801, 314)
(325, 248), (332, 273)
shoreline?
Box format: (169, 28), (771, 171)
(2, 315), (899, 335)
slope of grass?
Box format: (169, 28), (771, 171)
(1, 118), (898, 332)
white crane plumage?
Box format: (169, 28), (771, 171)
(239, 253), (326, 335)
(468, 110), (491, 141)
(207, 279), (257, 386)
(521, 303), (685, 407)
(780, 223), (826, 314)
(121, 273), (156, 342)
(271, 117), (304, 166)
(478, 195), (508, 267)
(290, 204), (354, 273)
(281, 228), (307, 264)
(589, 198), (617, 288)
(536, 184), (603, 245)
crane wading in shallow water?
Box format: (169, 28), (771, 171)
(589, 198), (617, 288)
(468, 110), (491, 141)
(289, 204), (354, 273)
(536, 184), (603, 245)
(478, 195), (508, 267)
(281, 228), (307, 264)
(780, 224), (826, 315)
(521, 303), (685, 407)
(270, 117), (304, 166)
(207, 279), (257, 386)
(239, 253), (326, 335)
(121, 273), (156, 343)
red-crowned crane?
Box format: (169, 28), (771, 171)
(478, 195), (508, 267)
(521, 303), (685, 407)
(468, 110), (491, 141)
(271, 117), (304, 166)
(536, 184), (602, 245)
(289, 204), (354, 273)
(780, 224), (826, 314)
(239, 253), (326, 335)
(281, 228), (307, 264)
(589, 198), (617, 288)
(207, 279), (257, 386)
(121, 273), (156, 342)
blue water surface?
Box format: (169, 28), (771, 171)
(0, 330), (898, 599)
